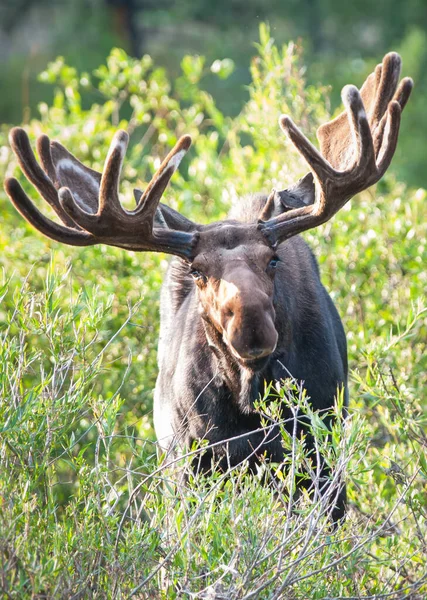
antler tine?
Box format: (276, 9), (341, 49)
(340, 85), (375, 174)
(9, 128), (77, 227)
(259, 51), (412, 246)
(135, 134), (192, 221)
(393, 76), (413, 111)
(58, 130), (129, 231)
(373, 76), (412, 155)
(36, 134), (59, 186)
(279, 116), (335, 181)
(370, 52), (401, 126)
(4, 177), (95, 246)
(99, 130), (129, 215)
(9, 128), (56, 204)
(58, 188), (96, 231)
(376, 100), (402, 174)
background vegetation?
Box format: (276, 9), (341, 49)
(0, 14), (426, 600)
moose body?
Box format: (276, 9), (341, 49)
(5, 53), (412, 523)
(154, 204), (348, 470)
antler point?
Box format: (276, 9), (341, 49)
(4, 176), (18, 194)
(384, 51), (401, 64)
(278, 115), (292, 131)
(9, 126), (27, 146)
(388, 100), (402, 115)
(110, 130), (129, 155)
(341, 84), (359, 106)
(178, 134), (192, 151)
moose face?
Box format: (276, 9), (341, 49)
(189, 222), (279, 366)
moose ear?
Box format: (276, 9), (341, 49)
(155, 204), (199, 232)
(133, 188), (144, 206)
(275, 172), (315, 215)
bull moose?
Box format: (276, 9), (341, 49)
(4, 53), (412, 521)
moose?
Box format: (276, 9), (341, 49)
(5, 53), (412, 521)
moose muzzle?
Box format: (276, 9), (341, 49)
(220, 286), (278, 363)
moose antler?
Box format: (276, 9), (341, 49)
(4, 129), (198, 259)
(259, 52), (413, 246)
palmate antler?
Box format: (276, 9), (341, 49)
(259, 52), (413, 245)
(4, 129), (198, 259)
(5, 52), (412, 257)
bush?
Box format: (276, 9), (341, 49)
(0, 24), (426, 598)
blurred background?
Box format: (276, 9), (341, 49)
(0, 0), (426, 186)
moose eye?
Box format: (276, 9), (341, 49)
(268, 256), (280, 269)
(190, 269), (207, 284)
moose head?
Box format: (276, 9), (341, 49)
(4, 53), (412, 369)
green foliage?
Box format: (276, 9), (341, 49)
(0, 27), (426, 598)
